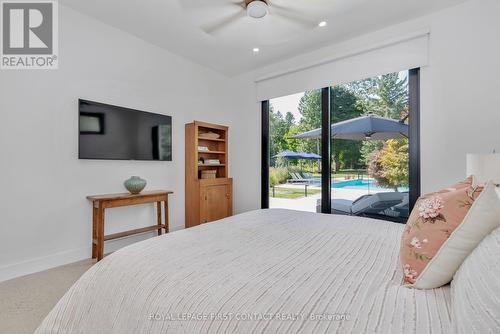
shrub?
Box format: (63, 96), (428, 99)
(368, 139), (409, 190)
(269, 167), (290, 187)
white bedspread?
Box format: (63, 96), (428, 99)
(35, 209), (452, 333)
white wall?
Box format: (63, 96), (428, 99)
(241, 0), (500, 195)
(0, 5), (260, 282)
(417, 0), (500, 192)
(227, 77), (262, 215)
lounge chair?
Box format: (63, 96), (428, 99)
(287, 172), (309, 183)
(316, 192), (405, 218)
(383, 193), (410, 219)
(300, 172), (320, 183)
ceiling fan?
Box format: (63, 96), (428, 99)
(182, 0), (318, 35)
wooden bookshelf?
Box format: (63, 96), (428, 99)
(198, 150), (226, 154)
(185, 121), (232, 228)
(198, 137), (226, 142)
(198, 164), (226, 167)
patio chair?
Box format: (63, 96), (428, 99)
(316, 192), (405, 218)
(383, 193), (410, 218)
(300, 172), (319, 184)
(288, 172), (308, 183)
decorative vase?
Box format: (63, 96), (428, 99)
(124, 176), (147, 194)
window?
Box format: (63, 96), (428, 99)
(262, 69), (420, 223)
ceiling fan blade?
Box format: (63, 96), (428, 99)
(268, 3), (317, 28)
(270, 8), (317, 28)
(201, 10), (247, 35)
(181, 0), (244, 9)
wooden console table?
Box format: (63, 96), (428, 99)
(87, 190), (173, 261)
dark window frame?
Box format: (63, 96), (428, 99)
(408, 68), (421, 210)
(261, 69), (421, 216)
(261, 101), (270, 209)
(321, 88), (332, 213)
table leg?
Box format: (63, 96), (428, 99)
(92, 205), (97, 259)
(156, 201), (162, 236)
(164, 199), (169, 233)
(97, 204), (105, 261)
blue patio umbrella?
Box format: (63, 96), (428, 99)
(273, 150), (322, 171)
(273, 150), (321, 160)
(273, 150), (303, 159)
(299, 152), (322, 160)
(298, 152), (322, 172)
(293, 114), (408, 140)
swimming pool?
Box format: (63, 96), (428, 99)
(332, 179), (409, 192)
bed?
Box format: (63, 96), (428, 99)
(35, 209), (453, 333)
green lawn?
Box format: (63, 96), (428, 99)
(270, 187), (321, 199)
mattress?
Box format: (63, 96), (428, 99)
(35, 209), (452, 333)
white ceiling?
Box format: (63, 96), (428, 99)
(59, 0), (468, 76)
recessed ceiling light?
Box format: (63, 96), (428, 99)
(253, 47), (260, 53)
(318, 21), (327, 28)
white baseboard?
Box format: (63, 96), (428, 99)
(0, 246), (91, 283)
(0, 226), (184, 283)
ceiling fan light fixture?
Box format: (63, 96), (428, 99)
(247, 1), (268, 19)
(253, 47), (260, 53)
(318, 21), (327, 27)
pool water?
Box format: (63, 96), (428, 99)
(332, 179), (409, 192)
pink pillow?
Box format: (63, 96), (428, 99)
(400, 176), (500, 289)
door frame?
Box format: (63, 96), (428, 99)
(261, 69), (421, 215)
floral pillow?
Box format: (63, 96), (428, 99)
(400, 176), (500, 289)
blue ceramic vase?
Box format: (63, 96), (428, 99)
(124, 176), (147, 194)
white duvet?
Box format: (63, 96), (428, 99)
(35, 209), (452, 333)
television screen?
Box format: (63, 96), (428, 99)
(78, 99), (172, 161)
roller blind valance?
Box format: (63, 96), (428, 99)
(255, 31), (429, 101)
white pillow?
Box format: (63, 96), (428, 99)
(451, 226), (500, 333)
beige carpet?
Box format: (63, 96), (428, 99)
(0, 259), (94, 334)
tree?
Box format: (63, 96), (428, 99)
(346, 72), (408, 119)
(285, 112), (295, 126)
(269, 107), (297, 166)
(346, 71), (409, 168)
(375, 73), (408, 119)
(368, 139), (409, 190)
(293, 87), (364, 171)
(294, 90), (322, 156)
(360, 141), (384, 165)
(330, 86), (365, 171)
(298, 90), (322, 130)
(283, 125), (303, 153)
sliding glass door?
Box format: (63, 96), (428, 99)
(262, 69), (420, 223)
(329, 71), (411, 222)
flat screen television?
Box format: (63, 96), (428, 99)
(78, 99), (172, 161)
